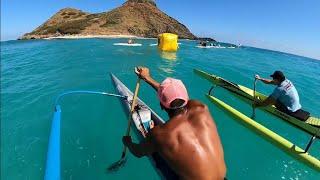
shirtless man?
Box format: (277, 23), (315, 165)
(122, 67), (226, 180)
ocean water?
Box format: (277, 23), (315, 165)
(1, 38), (319, 180)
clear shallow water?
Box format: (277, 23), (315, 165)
(1, 39), (320, 179)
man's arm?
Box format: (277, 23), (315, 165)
(255, 75), (274, 84)
(254, 96), (277, 107)
(135, 67), (160, 92)
(145, 76), (160, 92)
(122, 136), (155, 158)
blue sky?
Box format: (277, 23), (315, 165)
(1, 0), (320, 60)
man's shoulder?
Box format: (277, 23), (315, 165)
(280, 79), (291, 87)
(187, 100), (208, 111)
(278, 79), (294, 91)
(187, 100), (212, 124)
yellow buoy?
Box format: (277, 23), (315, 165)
(158, 33), (178, 51)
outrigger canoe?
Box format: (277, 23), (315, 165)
(111, 74), (177, 179)
(206, 95), (320, 171)
(194, 69), (320, 136)
(45, 75), (176, 180)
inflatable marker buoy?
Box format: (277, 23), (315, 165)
(158, 33), (178, 51)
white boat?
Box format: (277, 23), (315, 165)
(113, 43), (142, 46)
(196, 45), (225, 49)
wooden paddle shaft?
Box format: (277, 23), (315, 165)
(125, 78), (141, 136)
(120, 78), (141, 158)
(252, 77), (258, 118)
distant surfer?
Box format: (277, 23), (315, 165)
(254, 71), (309, 120)
(122, 67), (227, 180)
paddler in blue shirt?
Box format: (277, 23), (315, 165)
(122, 67), (227, 180)
(254, 71), (309, 120)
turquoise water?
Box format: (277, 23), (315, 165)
(1, 39), (320, 179)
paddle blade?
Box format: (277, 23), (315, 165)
(107, 157), (127, 172)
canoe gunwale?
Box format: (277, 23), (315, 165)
(194, 69), (320, 136)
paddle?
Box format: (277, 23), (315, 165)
(107, 73), (141, 172)
(251, 77), (258, 119)
(304, 128), (320, 153)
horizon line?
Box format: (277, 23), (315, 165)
(1, 37), (319, 61)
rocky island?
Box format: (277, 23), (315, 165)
(20, 0), (196, 40)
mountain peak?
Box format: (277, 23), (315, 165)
(125, 0), (156, 6)
(20, 1), (196, 39)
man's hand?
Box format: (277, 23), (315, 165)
(255, 74), (275, 84)
(135, 67), (151, 81)
(121, 135), (155, 158)
(134, 66), (160, 92)
(122, 136), (132, 147)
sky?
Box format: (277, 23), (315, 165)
(1, 0), (320, 60)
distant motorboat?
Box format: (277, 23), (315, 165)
(196, 45), (225, 49)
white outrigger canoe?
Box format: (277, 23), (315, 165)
(110, 74), (177, 179)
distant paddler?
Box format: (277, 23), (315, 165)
(254, 71), (310, 120)
(127, 38), (134, 44)
(122, 67), (227, 180)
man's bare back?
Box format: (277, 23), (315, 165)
(123, 67), (226, 180)
(150, 100), (226, 180)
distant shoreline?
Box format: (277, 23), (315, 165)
(42, 34), (156, 40)
(19, 34), (197, 40)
